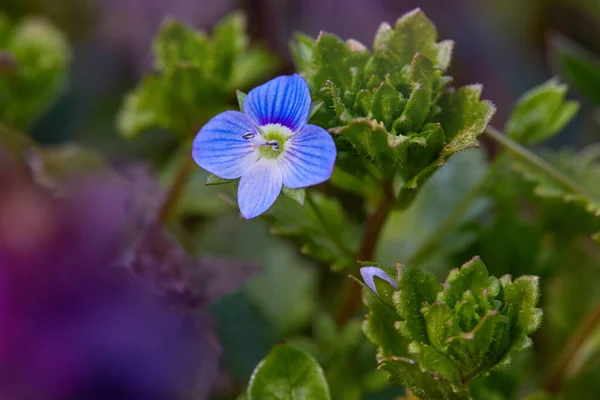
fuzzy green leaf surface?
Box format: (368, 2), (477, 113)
(360, 257), (542, 398)
(294, 8), (494, 208)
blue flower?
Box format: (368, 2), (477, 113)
(360, 266), (398, 296)
(192, 74), (336, 219)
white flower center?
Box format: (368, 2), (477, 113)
(242, 123), (294, 159)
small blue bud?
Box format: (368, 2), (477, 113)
(360, 266), (398, 296)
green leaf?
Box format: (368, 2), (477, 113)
(371, 80), (405, 129)
(393, 53), (435, 134)
(153, 18), (210, 71)
(550, 33), (600, 105)
(396, 122), (445, 181)
(378, 356), (471, 400)
(205, 173), (236, 186)
(446, 311), (506, 379)
(0, 15), (71, 130)
(362, 256), (542, 394)
(332, 118), (396, 170)
(438, 257), (495, 309)
(381, 8), (453, 68)
(212, 12), (247, 81)
(282, 186), (306, 207)
(237, 90), (247, 111)
(308, 100), (324, 122)
(118, 13), (275, 139)
(198, 213), (318, 335)
(505, 78), (579, 145)
(230, 47), (277, 90)
(393, 265), (442, 343)
(310, 32), (370, 91)
(378, 149), (489, 270)
(363, 288), (409, 358)
(454, 291), (481, 332)
(267, 192), (359, 271)
(488, 128), (600, 237)
(396, 85), (495, 209)
(501, 275), (543, 337)
(413, 344), (462, 384)
(290, 33), (315, 73)
(248, 343), (331, 400)
(422, 301), (459, 351)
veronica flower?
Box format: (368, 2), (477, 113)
(192, 74), (336, 219)
(360, 266), (398, 296)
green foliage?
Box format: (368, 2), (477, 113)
(505, 78), (579, 145)
(362, 258), (542, 399)
(247, 343), (331, 400)
(267, 192), (359, 271)
(118, 12), (276, 139)
(514, 149), (600, 221)
(0, 13), (70, 130)
(195, 213), (319, 336)
(492, 124), (600, 239)
(287, 314), (393, 400)
(293, 8), (495, 208)
(550, 33), (600, 105)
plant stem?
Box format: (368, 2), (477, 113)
(485, 126), (590, 197)
(544, 299), (600, 393)
(335, 179), (396, 327)
(408, 154), (504, 266)
(158, 154), (195, 223)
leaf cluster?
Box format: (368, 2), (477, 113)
(0, 13), (71, 130)
(118, 13), (276, 139)
(362, 258), (542, 400)
(292, 9), (495, 208)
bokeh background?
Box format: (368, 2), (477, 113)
(3, 0), (600, 149)
(2, 0), (600, 399)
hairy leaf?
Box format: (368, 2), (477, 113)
(378, 356), (471, 400)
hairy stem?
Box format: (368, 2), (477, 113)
(544, 300), (600, 393)
(158, 154), (195, 223)
(335, 179), (396, 327)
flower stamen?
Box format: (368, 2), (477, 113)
(242, 131), (268, 148)
(266, 140), (280, 151)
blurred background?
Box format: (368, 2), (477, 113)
(3, 0), (599, 149)
(2, 0), (600, 399)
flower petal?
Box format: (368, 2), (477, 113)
(238, 158), (282, 219)
(244, 74), (311, 132)
(192, 111), (259, 179)
(360, 267), (399, 296)
(278, 124), (336, 189)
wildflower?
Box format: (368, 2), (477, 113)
(360, 266), (398, 296)
(192, 74), (336, 219)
